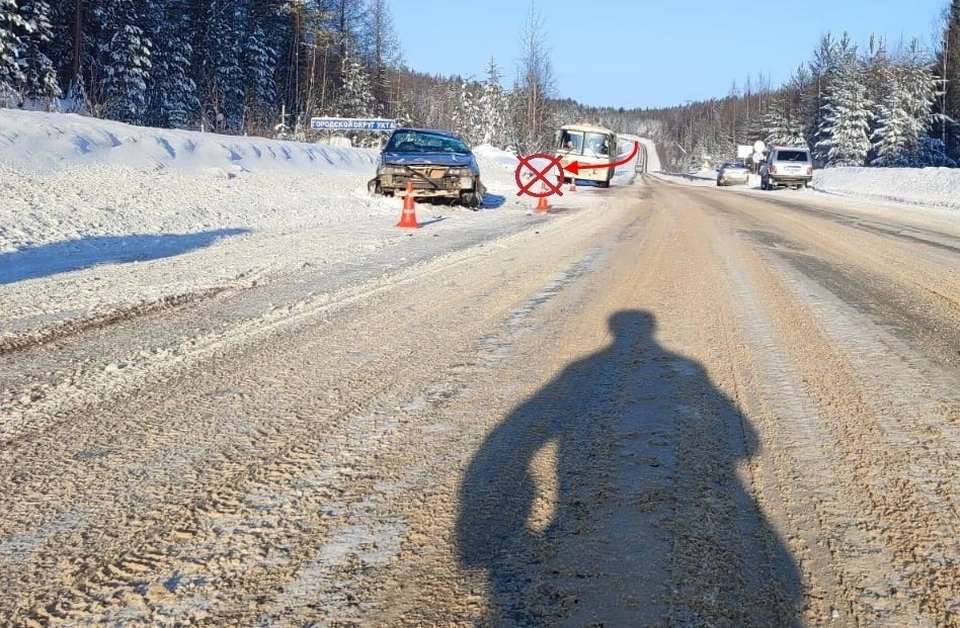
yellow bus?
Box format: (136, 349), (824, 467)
(556, 123), (618, 188)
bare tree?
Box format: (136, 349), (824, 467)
(513, 3), (556, 154)
(360, 0), (401, 116)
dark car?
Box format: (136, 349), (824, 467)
(368, 128), (485, 208)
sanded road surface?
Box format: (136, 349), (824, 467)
(2, 178), (960, 626)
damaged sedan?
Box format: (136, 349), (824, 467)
(368, 128), (485, 209)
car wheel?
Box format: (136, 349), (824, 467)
(460, 191), (481, 210)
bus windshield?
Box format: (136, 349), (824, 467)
(583, 132), (612, 157)
(558, 129), (613, 157)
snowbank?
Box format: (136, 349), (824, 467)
(813, 166), (960, 210)
(0, 109), (378, 175)
(473, 144), (520, 172)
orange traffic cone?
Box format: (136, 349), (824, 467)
(397, 181), (419, 228)
(536, 182), (549, 212)
(568, 177), (577, 192)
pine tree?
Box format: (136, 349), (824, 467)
(0, 0), (27, 104)
(243, 21), (278, 130)
(13, 0), (60, 103)
(145, 0), (196, 128)
(92, 0), (152, 123)
(360, 0), (401, 114)
(336, 45), (373, 118)
(452, 78), (482, 146)
(761, 92), (807, 148)
(816, 33), (872, 166)
(480, 56), (507, 147)
(871, 41), (942, 166)
(193, 0), (244, 132)
(934, 0), (960, 160)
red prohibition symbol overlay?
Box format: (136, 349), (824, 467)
(515, 153), (565, 198)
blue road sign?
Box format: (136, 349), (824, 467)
(310, 117), (396, 131)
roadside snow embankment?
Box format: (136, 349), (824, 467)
(0, 109), (377, 176)
(813, 166), (960, 210)
(0, 110), (620, 339)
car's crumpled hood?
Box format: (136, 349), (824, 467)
(382, 151), (477, 169)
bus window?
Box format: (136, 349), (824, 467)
(559, 130), (584, 154)
(584, 132), (612, 157)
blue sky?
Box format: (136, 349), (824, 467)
(392, 0), (949, 110)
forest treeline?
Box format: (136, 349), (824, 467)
(2, 0), (959, 171)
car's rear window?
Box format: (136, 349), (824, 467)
(776, 150), (809, 162)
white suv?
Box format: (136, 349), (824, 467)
(760, 147), (813, 190)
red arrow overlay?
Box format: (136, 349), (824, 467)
(564, 140), (639, 175)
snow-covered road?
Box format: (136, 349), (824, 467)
(3, 110), (960, 626)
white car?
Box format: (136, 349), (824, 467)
(716, 162), (750, 186)
(760, 147), (813, 190)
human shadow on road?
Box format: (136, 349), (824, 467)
(456, 310), (802, 627)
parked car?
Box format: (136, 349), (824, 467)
(760, 146), (813, 190)
(716, 162), (750, 186)
(368, 128), (485, 208)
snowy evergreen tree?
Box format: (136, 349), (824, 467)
(480, 56), (507, 147)
(452, 78), (482, 146)
(915, 137), (956, 166)
(934, 0), (960, 160)
(870, 64), (914, 166)
(145, 0), (196, 128)
(807, 33), (839, 161)
(336, 45), (374, 121)
(862, 35), (891, 122)
(93, 0), (152, 123)
(0, 0), (27, 104)
(816, 34), (872, 166)
(873, 40), (949, 166)
(11, 0), (60, 103)
(243, 22), (278, 130)
(193, 0), (244, 132)
(761, 93), (807, 148)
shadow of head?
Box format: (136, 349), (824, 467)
(608, 309), (657, 340)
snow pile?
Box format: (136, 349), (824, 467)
(814, 166), (960, 209)
(473, 144), (519, 172)
(0, 109), (378, 175)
